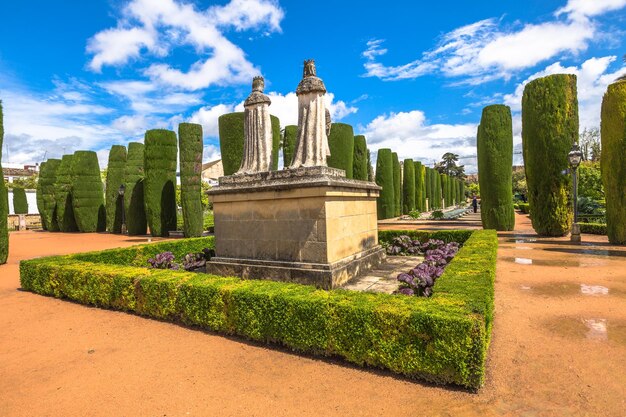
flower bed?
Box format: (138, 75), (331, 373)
(20, 230), (497, 389)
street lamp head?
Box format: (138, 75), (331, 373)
(118, 184), (126, 196)
(568, 143), (583, 169)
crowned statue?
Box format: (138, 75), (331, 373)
(237, 76), (273, 174)
(289, 60), (332, 168)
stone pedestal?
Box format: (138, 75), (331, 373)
(206, 167), (385, 289)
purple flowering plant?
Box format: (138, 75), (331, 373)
(147, 251), (179, 270)
(395, 240), (459, 297)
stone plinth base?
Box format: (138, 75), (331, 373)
(206, 166), (383, 289)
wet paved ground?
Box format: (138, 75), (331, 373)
(341, 255), (423, 293)
(1, 216), (625, 416)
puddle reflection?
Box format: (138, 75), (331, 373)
(545, 317), (626, 345)
(515, 257), (533, 265)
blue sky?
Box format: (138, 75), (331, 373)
(1, 0), (625, 173)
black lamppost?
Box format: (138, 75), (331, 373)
(118, 184), (127, 235)
(568, 143), (583, 243)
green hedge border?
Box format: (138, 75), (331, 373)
(19, 229), (496, 390)
(579, 222), (607, 235)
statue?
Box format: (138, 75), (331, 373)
(237, 76), (273, 174)
(289, 60), (332, 168)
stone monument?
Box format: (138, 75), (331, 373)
(290, 60), (331, 168)
(237, 76), (273, 174)
(206, 61), (384, 289)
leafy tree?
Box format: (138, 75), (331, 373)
(4, 174), (38, 190)
(512, 170), (527, 200)
(580, 127), (601, 162)
(578, 161), (604, 201)
(434, 152), (466, 178)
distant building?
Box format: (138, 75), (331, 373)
(3, 163), (39, 183)
(201, 159), (224, 186)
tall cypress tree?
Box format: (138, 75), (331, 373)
(414, 161), (424, 211)
(105, 145), (127, 233)
(402, 159), (416, 214)
(0, 101), (7, 264)
(283, 125), (298, 168)
(124, 142), (147, 236)
(327, 123), (355, 178)
(392, 152), (401, 217)
(55, 155), (79, 232)
(375, 149), (394, 219)
(522, 74), (578, 236)
(353, 135), (369, 181)
(71, 151), (106, 233)
(477, 104), (515, 230)
(40, 159), (61, 231)
(178, 123), (204, 238)
(144, 129), (178, 237)
(600, 80), (626, 244)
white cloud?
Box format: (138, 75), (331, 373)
(87, 0), (284, 90)
(99, 80), (202, 113)
(360, 110), (478, 171)
(503, 56), (626, 128)
(363, 1), (626, 83)
(189, 103), (236, 137)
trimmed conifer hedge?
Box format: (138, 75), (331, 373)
(0, 100), (6, 263)
(419, 164), (427, 211)
(55, 155), (78, 232)
(424, 167), (432, 210)
(353, 135), (368, 181)
(477, 105), (515, 231)
(600, 80), (626, 244)
(178, 123), (203, 238)
(12, 187), (28, 214)
(124, 142), (147, 236)
(367, 149), (374, 181)
(375, 149), (395, 219)
(522, 74), (578, 236)
(40, 158), (61, 232)
(327, 123), (354, 178)
(144, 129), (178, 237)
(442, 174), (449, 208)
(36, 161), (46, 230)
(218, 112), (244, 176)
(283, 125), (297, 168)
(71, 151), (105, 233)
(105, 145), (127, 233)
(402, 159), (415, 214)
(392, 152), (401, 217)
(270, 115), (280, 171)
(436, 171), (443, 209)
(218, 112), (280, 174)
(0, 180), (6, 264)
(414, 161), (424, 211)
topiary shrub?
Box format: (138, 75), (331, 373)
(327, 123), (354, 178)
(178, 123), (203, 238)
(375, 149), (395, 219)
(270, 115), (280, 171)
(441, 174), (449, 208)
(367, 149), (374, 182)
(353, 135), (368, 181)
(414, 161), (424, 211)
(0, 180), (7, 263)
(600, 80), (626, 244)
(55, 155), (78, 232)
(392, 152), (401, 217)
(522, 74), (577, 236)
(424, 167), (432, 210)
(12, 187), (28, 214)
(420, 164), (427, 211)
(219, 112), (280, 175)
(144, 129), (178, 237)
(71, 151), (106, 233)
(40, 158), (61, 232)
(0, 101), (6, 263)
(125, 142), (147, 236)
(402, 159), (415, 214)
(477, 105), (515, 231)
(36, 161), (46, 230)
(283, 125), (297, 168)
(105, 145), (127, 233)
(218, 112), (244, 176)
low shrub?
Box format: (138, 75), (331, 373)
(579, 222), (607, 235)
(408, 209), (421, 219)
(431, 210), (444, 220)
(518, 203), (530, 214)
(19, 230), (496, 389)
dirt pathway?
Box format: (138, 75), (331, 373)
(1, 217), (625, 416)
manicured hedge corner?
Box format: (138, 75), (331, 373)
(19, 230), (497, 390)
